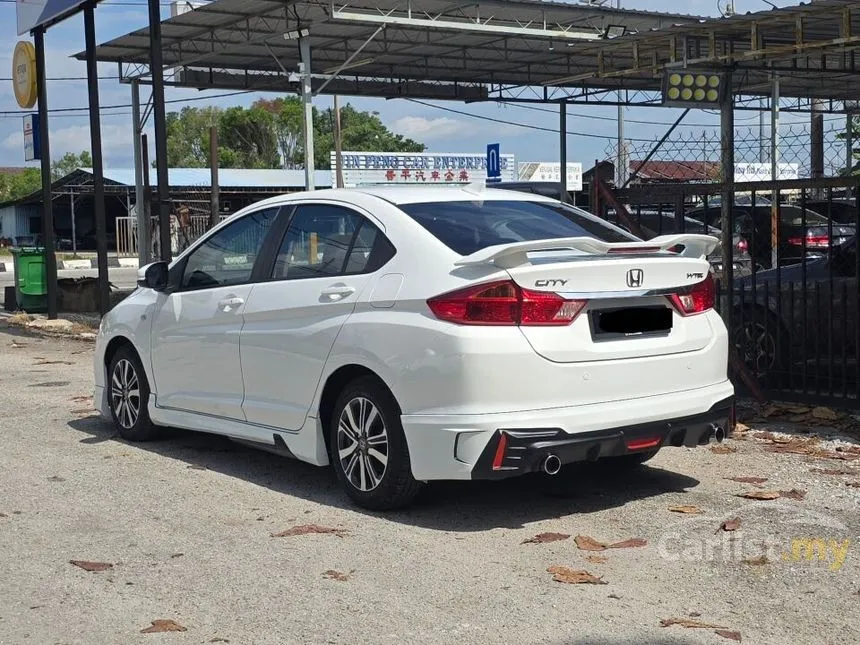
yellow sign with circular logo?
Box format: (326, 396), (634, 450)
(12, 41), (38, 109)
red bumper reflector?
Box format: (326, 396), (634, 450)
(492, 433), (508, 470)
(626, 437), (662, 452)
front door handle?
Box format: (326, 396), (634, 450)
(320, 284), (356, 301)
(218, 296), (245, 312)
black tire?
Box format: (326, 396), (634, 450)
(604, 448), (661, 469)
(328, 376), (422, 510)
(733, 308), (790, 387)
(107, 345), (160, 442)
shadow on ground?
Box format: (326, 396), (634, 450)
(68, 415), (700, 532)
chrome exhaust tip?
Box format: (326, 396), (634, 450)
(543, 454), (562, 476)
(710, 424), (726, 444)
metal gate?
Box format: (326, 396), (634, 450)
(604, 177), (859, 406)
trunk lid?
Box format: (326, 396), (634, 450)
(455, 234), (720, 364)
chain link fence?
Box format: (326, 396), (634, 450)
(604, 121), (852, 181)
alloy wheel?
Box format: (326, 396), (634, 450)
(111, 358), (141, 429)
(336, 396), (389, 492)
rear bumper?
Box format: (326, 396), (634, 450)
(471, 395), (734, 480)
(401, 380), (735, 481)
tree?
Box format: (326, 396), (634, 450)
(0, 168), (41, 203)
(313, 103), (425, 169)
(838, 116), (860, 175)
(52, 150), (93, 180)
(253, 97), (304, 168)
(163, 101), (425, 170)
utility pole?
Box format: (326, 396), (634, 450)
(333, 95), (344, 188)
(615, 0), (626, 188)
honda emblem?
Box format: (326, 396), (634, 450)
(626, 269), (644, 288)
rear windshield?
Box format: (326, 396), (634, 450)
(398, 200), (635, 255)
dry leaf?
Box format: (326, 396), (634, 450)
(209, 639), (230, 643)
(710, 445), (737, 454)
(660, 618), (726, 629)
(69, 560), (113, 572)
(742, 554), (769, 566)
(574, 535), (607, 551)
(811, 407), (840, 421)
(717, 518), (742, 532)
(0, 513), (7, 518)
(140, 619), (187, 633)
(586, 555), (608, 564)
(715, 629), (742, 642)
(322, 569), (350, 582)
(271, 524), (347, 538)
(35, 360), (73, 365)
(522, 532), (570, 545)
(778, 489), (806, 500)
(736, 490), (781, 500)
(668, 505), (704, 514)
(725, 476), (768, 485)
(608, 538), (647, 549)
(810, 468), (853, 476)
(70, 395), (91, 402)
(547, 565), (607, 585)
(170, 553), (184, 558)
(846, 481), (860, 488)
(70, 408), (95, 416)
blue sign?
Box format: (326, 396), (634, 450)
(486, 143), (501, 182)
(23, 113), (39, 161)
(17, 0), (88, 35)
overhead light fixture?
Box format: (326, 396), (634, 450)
(662, 70), (725, 107)
(605, 25), (626, 39)
(283, 28), (310, 40)
(322, 57), (375, 74)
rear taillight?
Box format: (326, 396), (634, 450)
(427, 280), (587, 326)
(788, 233), (830, 248)
(737, 238), (748, 252)
(668, 274), (715, 316)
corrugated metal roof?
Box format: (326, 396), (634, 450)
(80, 0), (860, 102)
(79, 167), (332, 188)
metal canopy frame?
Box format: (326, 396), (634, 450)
(79, 0), (860, 112)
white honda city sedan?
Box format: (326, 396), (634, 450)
(94, 185), (733, 509)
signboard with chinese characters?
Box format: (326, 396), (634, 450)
(517, 162), (583, 191)
(734, 163), (800, 183)
(330, 151), (516, 187)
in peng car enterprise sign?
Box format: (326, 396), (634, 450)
(331, 151), (516, 187)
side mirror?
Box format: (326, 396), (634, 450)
(138, 261), (169, 292)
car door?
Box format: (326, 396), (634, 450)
(149, 207), (281, 420)
(240, 203), (396, 430)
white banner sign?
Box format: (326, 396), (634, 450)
(734, 163), (800, 183)
(517, 162), (584, 191)
(23, 113), (37, 161)
(331, 151), (516, 187)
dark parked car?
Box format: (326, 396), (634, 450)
(802, 199), (858, 226)
(733, 237), (858, 384)
(688, 204), (854, 269)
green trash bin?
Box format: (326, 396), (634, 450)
(10, 247), (47, 313)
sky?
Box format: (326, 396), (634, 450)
(0, 0), (807, 170)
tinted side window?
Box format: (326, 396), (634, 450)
(181, 208), (279, 290)
(272, 204), (394, 280)
(399, 200), (633, 256)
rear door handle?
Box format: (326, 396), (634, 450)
(218, 296), (245, 311)
(320, 285), (356, 301)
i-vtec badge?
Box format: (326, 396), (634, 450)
(687, 272), (705, 280)
(626, 269), (644, 288)
(535, 279), (568, 288)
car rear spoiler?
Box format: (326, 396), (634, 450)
(453, 234), (719, 269)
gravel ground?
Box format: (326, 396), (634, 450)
(0, 322), (858, 645)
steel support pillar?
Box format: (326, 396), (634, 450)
(300, 36), (315, 191)
(148, 0), (172, 261)
(770, 75), (780, 270)
(811, 98), (825, 191)
(131, 80), (150, 265)
(85, 3), (110, 314)
(559, 101), (568, 203)
(34, 27), (57, 319)
(719, 90), (735, 332)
